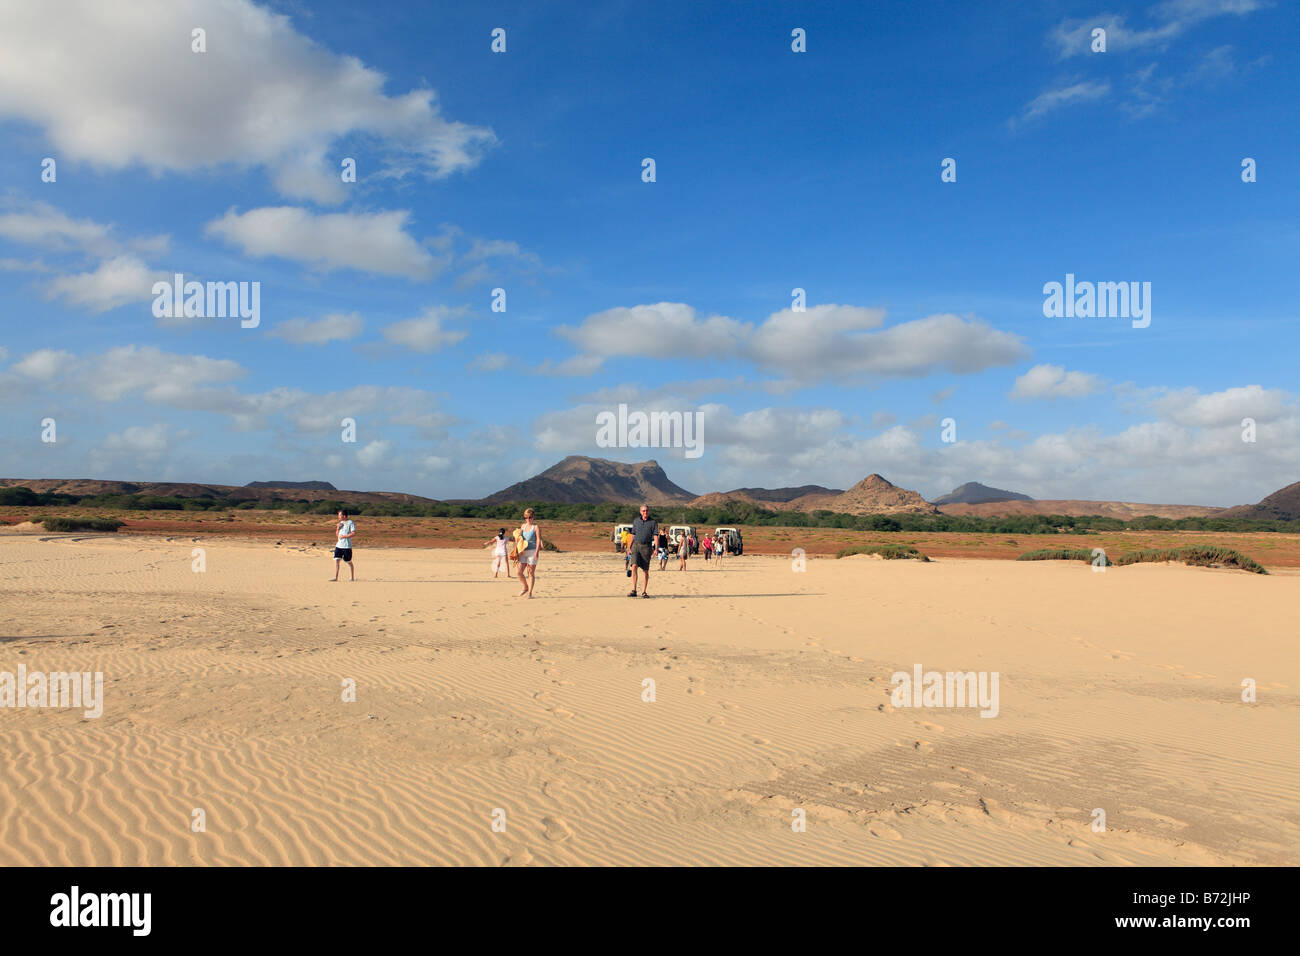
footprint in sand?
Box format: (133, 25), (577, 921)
(707, 715), (725, 725)
(721, 702), (739, 711)
(744, 734), (771, 746)
(542, 816), (573, 842)
(913, 740), (934, 753)
(868, 823), (903, 840)
(503, 848), (535, 866)
(919, 721), (944, 733)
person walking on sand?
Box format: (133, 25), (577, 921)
(714, 533), (725, 568)
(628, 504), (657, 597)
(677, 529), (690, 571)
(332, 510), (356, 581)
(702, 532), (712, 563)
(657, 531), (669, 570)
(515, 509), (541, 598)
(487, 528), (510, 578)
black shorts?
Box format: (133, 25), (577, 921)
(334, 547), (353, 561)
(633, 542), (652, 570)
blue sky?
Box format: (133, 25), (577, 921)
(0, 0), (1296, 505)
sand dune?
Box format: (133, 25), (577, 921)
(0, 535), (1295, 865)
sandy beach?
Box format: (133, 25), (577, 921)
(0, 532), (1295, 866)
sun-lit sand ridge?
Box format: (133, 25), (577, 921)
(0, 532), (1295, 865)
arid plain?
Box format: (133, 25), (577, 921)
(1, 530), (1295, 865)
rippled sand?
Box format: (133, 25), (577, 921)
(0, 533), (1295, 865)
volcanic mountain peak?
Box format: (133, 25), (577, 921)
(480, 456), (695, 504)
(933, 481), (1034, 506)
(829, 473), (939, 515)
(1219, 479), (1300, 521)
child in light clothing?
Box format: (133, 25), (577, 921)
(487, 528), (510, 577)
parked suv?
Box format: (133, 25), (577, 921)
(667, 525), (698, 555)
(713, 527), (743, 555)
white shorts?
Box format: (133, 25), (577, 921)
(492, 555), (508, 572)
(518, 550), (538, 567)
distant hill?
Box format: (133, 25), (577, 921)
(725, 484), (843, 503)
(245, 480), (337, 491)
(821, 474), (939, 515)
(933, 482), (1033, 506)
(691, 476), (934, 515)
(937, 499), (1221, 519)
(480, 456), (696, 505)
(0, 477), (435, 507)
(1218, 480), (1300, 520)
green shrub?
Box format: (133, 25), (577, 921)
(1017, 546), (1265, 574)
(836, 544), (930, 561)
(41, 516), (124, 533)
(1115, 547), (1267, 574)
(1016, 548), (1110, 565)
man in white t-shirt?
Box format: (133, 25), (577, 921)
(332, 509), (357, 581)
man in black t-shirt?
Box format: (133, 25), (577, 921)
(628, 504), (658, 598)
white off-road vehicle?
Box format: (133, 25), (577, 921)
(667, 525), (698, 555)
(714, 527), (743, 555)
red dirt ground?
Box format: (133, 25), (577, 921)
(6, 508), (1300, 568)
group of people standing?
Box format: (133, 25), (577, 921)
(620, 505), (731, 597)
(331, 504), (727, 601)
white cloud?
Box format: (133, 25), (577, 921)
(271, 312), (364, 345)
(751, 311), (1026, 381)
(0, 257), (54, 273)
(470, 352), (510, 372)
(0, 198), (171, 268)
(0, 199), (111, 252)
(12, 348), (74, 381)
(97, 422), (172, 456)
(1010, 364), (1105, 400)
(46, 255), (167, 313)
(357, 439), (393, 468)
(554, 302), (1025, 383)
(205, 207), (442, 279)
(870, 410), (897, 428)
(91, 346), (246, 403)
(1011, 80), (1110, 126)
(1050, 2), (1265, 57)
(556, 303), (750, 368)
(1151, 384), (1289, 427)
(747, 305), (885, 371)
(0, 0), (493, 203)
(381, 306), (468, 352)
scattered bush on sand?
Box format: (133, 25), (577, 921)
(836, 544), (930, 562)
(40, 516), (124, 533)
(1017, 546), (1265, 574)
